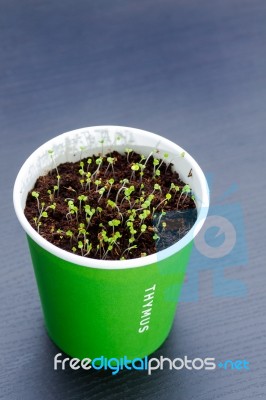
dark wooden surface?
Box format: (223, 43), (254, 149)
(1, 0), (266, 398)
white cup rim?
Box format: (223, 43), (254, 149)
(13, 125), (209, 270)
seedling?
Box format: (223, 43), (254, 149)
(98, 187), (106, 202)
(152, 183), (162, 194)
(66, 200), (78, 221)
(130, 163), (140, 180)
(106, 178), (115, 197)
(177, 184), (191, 207)
(94, 179), (102, 191)
(87, 158), (92, 172)
(79, 161), (85, 176)
(84, 204), (95, 228)
(169, 183), (180, 198)
(121, 244), (137, 258)
(85, 172), (92, 190)
(32, 191), (40, 212)
(108, 219), (121, 235)
(78, 194), (88, 212)
(99, 139), (105, 155)
(105, 156), (116, 175)
(125, 148), (133, 162)
(152, 193), (172, 216)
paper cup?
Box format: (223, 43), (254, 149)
(13, 126), (209, 360)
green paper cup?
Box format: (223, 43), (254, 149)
(13, 126), (209, 360)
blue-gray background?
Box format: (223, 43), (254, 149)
(0, 0), (265, 399)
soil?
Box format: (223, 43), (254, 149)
(24, 150), (197, 260)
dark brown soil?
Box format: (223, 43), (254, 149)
(24, 150), (197, 260)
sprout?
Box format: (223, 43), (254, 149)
(92, 156), (103, 178)
(98, 187), (106, 202)
(84, 204), (95, 228)
(152, 194), (171, 216)
(176, 184), (191, 208)
(79, 161), (85, 176)
(85, 172), (92, 190)
(108, 219), (121, 235)
(169, 183), (180, 197)
(121, 244), (137, 258)
(125, 148), (133, 162)
(99, 139), (105, 155)
(78, 194), (88, 212)
(138, 209), (150, 223)
(156, 210), (166, 228)
(153, 183), (161, 193)
(78, 240), (84, 256)
(48, 203), (56, 212)
(107, 178), (115, 197)
(66, 229), (74, 245)
(130, 163), (140, 180)
(32, 191), (40, 212)
(138, 223), (147, 239)
(66, 200), (78, 221)
(162, 222), (167, 231)
(105, 157), (116, 175)
(153, 233), (160, 241)
(94, 179), (102, 191)
(87, 158), (92, 172)
(48, 150), (60, 193)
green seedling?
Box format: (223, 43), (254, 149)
(32, 191), (40, 212)
(79, 161), (85, 176)
(137, 223), (147, 239)
(125, 148), (133, 162)
(84, 204), (95, 228)
(48, 150), (61, 194)
(162, 222), (167, 231)
(99, 139), (105, 155)
(121, 244), (137, 258)
(87, 158), (92, 172)
(138, 209), (150, 224)
(94, 179), (102, 191)
(85, 172), (92, 190)
(130, 163), (140, 180)
(66, 200), (78, 221)
(78, 194), (88, 212)
(93, 156), (103, 177)
(169, 183), (180, 198)
(152, 193), (172, 216)
(153, 233), (160, 242)
(66, 229), (74, 245)
(121, 185), (135, 207)
(106, 178), (115, 197)
(108, 219), (121, 235)
(156, 210), (166, 228)
(177, 184), (191, 207)
(152, 183), (162, 194)
(105, 157), (116, 175)
(98, 186), (106, 202)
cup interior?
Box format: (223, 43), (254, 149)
(13, 126), (209, 269)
